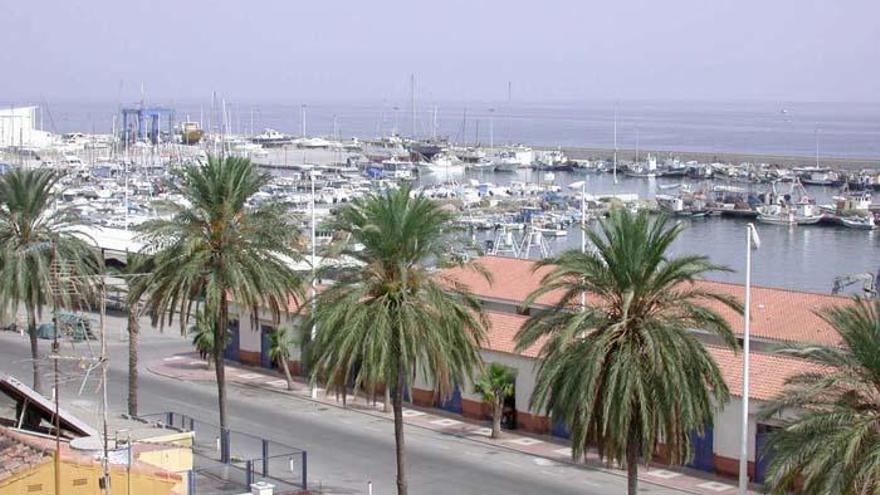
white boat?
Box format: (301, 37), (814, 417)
(841, 216), (876, 230)
(535, 227), (568, 237)
(466, 158), (496, 172)
(252, 128), (292, 147)
(493, 156), (521, 172)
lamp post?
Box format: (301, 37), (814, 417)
(568, 180), (587, 307)
(738, 223), (760, 495)
(310, 171), (318, 399)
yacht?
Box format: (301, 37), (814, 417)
(252, 128), (293, 147)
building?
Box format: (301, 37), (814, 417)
(0, 107), (53, 149)
(227, 254), (846, 484)
(0, 426), (183, 495)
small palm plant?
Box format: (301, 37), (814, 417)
(191, 309), (217, 369)
(268, 326), (299, 390)
(760, 298), (880, 494)
(474, 363), (515, 439)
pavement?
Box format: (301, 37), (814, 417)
(150, 352), (761, 495)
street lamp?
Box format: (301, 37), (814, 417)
(568, 180), (587, 307)
(738, 223), (760, 495)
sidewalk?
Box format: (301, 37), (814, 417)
(149, 353), (760, 495)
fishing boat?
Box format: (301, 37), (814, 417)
(841, 216), (876, 230)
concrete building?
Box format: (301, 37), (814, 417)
(227, 254), (844, 484)
(0, 107), (53, 149)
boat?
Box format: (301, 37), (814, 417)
(252, 128), (293, 147)
(493, 156), (521, 172)
(841, 216), (876, 230)
(179, 122), (204, 145)
(466, 158), (496, 172)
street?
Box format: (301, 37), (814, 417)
(0, 312), (688, 495)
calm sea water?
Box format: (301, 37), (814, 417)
(22, 99), (880, 158)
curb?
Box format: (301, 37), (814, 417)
(148, 358), (717, 495)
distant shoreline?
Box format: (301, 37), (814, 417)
(558, 146), (879, 170)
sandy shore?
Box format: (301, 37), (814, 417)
(558, 146), (880, 170)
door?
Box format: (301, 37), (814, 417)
(224, 320), (240, 362)
(687, 423), (715, 472)
(439, 384), (463, 414)
(260, 325), (276, 369)
(551, 415), (570, 439)
(754, 424), (778, 483)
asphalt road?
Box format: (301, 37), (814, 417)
(0, 313), (688, 495)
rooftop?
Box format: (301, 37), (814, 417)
(443, 255), (851, 346)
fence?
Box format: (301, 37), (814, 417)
(136, 411), (307, 495)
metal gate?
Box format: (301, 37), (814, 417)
(687, 423), (714, 472)
(224, 320), (240, 362)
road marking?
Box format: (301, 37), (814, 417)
(163, 356), (184, 361)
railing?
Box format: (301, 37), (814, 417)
(134, 411), (308, 494)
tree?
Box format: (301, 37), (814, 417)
(306, 184), (487, 495)
(137, 155), (302, 461)
(268, 326), (298, 390)
(190, 309), (218, 369)
(760, 298), (880, 494)
(516, 209), (741, 495)
(0, 169), (100, 393)
(109, 253), (154, 417)
(474, 362), (515, 439)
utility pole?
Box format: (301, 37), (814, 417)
(309, 172), (318, 399)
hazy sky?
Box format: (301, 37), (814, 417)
(1, 0), (878, 103)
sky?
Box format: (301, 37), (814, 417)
(1, 0), (878, 104)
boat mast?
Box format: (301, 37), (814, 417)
(432, 105), (438, 140)
(815, 126), (820, 168)
(613, 103), (618, 184)
(301, 104), (307, 138)
(410, 73), (416, 138)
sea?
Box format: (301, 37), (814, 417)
(12, 98), (880, 294)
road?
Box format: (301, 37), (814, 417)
(0, 312), (688, 495)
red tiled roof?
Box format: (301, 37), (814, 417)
(0, 429), (51, 482)
(445, 255), (850, 346)
(480, 311), (820, 400)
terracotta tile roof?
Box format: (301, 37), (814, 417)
(0, 428), (51, 482)
(480, 311), (820, 401)
(707, 345), (822, 401)
(445, 255), (850, 346)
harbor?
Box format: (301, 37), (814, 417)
(1, 103), (879, 293)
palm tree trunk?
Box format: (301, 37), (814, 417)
(215, 297), (230, 463)
(26, 304), (41, 394)
(491, 398), (502, 439)
(127, 305), (139, 417)
(626, 422), (640, 495)
(392, 363), (408, 495)
(278, 356), (293, 390)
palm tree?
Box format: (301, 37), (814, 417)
(516, 209), (741, 495)
(268, 326), (298, 390)
(474, 362), (515, 439)
(0, 169), (100, 393)
(109, 253), (154, 417)
(305, 185), (487, 495)
(136, 155), (302, 461)
(190, 308), (217, 369)
(760, 298), (880, 494)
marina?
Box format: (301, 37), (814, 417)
(1, 103), (879, 294)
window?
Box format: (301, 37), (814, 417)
(73, 478), (88, 486)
